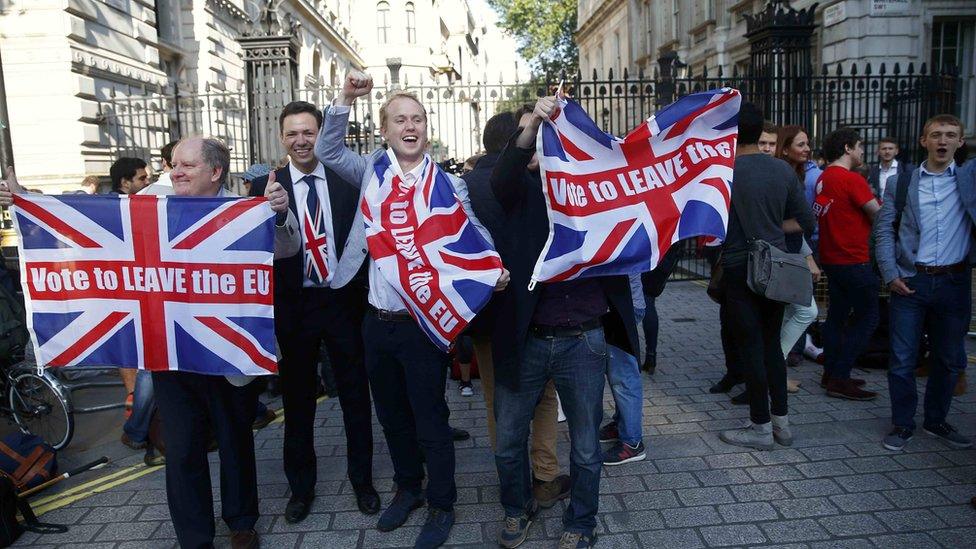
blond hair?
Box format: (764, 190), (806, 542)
(379, 91), (427, 129)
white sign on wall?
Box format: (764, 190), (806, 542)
(871, 0), (911, 16)
(824, 3), (847, 27)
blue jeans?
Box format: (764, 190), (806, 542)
(608, 308), (645, 446)
(123, 369), (155, 443)
(889, 271), (971, 430)
(494, 327), (607, 536)
(822, 263), (879, 379)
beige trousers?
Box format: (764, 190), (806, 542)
(472, 334), (560, 482)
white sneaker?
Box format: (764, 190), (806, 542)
(803, 334), (823, 362)
(459, 382), (473, 397)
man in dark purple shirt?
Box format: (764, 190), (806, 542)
(532, 278), (609, 326)
(487, 98), (638, 549)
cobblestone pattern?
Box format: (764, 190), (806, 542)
(15, 282), (976, 548)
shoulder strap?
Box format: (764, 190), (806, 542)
(892, 170), (912, 240)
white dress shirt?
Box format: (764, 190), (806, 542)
(290, 162), (337, 287)
(878, 159), (898, 197)
(367, 157), (426, 312)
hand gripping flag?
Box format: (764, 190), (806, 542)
(362, 150), (503, 352)
(531, 88), (740, 284)
(11, 193), (278, 377)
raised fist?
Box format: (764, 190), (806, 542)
(340, 70), (373, 105)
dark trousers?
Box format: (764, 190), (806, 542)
(153, 372), (259, 549)
(822, 263), (880, 379)
(276, 286), (371, 499)
(362, 313), (456, 511)
(494, 327), (607, 536)
(889, 271), (971, 429)
(719, 298), (743, 379)
(724, 265), (787, 424)
(641, 245), (683, 361)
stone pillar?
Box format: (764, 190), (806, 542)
(238, 7), (300, 166)
(744, 0), (818, 127)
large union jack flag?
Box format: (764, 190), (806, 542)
(11, 193), (278, 377)
(532, 88), (740, 283)
(362, 151), (503, 352)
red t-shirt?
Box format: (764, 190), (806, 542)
(813, 166), (875, 265)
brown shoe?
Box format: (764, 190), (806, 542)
(820, 372), (867, 388)
(533, 474), (570, 508)
(825, 378), (877, 401)
(955, 372), (967, 396)
(252, 408), (277, 430)
(230, 529), (258, 549)
(120, 432), (147, 450)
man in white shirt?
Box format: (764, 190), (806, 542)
(868, 137), (914, 199)
(315, 71), (507, 549)
(248, 101), (379, 523)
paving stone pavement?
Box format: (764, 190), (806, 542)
(14, 281), (976, 548)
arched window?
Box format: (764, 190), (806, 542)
(406, 2), (416, 44)
(377, 1), (390, 44)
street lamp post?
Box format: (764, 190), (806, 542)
(0, 47), (14, 172)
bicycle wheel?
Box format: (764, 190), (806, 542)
(9, 371), (74, 450)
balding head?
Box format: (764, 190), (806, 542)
(171, 137), (230, 196)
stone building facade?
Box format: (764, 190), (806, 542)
(577, 0), (976, 133)
(0, 0), (364, 192)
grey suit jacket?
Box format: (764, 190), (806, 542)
(314, 106), (492, 290)
(873, 162), (976, 284)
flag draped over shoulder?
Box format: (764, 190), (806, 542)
(12, 193), (278, 377)
(531, 88), (741, 284)
(362, 150), (503, 352)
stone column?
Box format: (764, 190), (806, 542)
(238, 8), (300, 166)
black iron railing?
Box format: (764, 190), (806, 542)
(95, 63), (959, 281)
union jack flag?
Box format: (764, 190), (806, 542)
(11, 193), (278, 377)
(362, 151), (503, 352)
(532, 88), (740, 283)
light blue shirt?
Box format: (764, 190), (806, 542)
(803, 160), (823, 241)
(916, 161), (970, 266)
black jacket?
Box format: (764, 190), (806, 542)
(488, 131), (639, 389)
(462, 153), (509, 336)
(248, 165), (364, 303)
(868, 161), (915, 199)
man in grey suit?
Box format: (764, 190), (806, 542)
(315, 70), (508, 549)
(874, 114), (975, 452)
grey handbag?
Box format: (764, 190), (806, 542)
(746, 239), (813, 306)
(729, 196), (813, 306)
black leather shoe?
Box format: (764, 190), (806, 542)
(709, 374), (742, 394)
(450, 427), (470, 441)
(730, 390), (749, 405)
(354, 485), (381, 515)
(284, 494), (314, 523)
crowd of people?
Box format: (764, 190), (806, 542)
(0, 66), (974, 549)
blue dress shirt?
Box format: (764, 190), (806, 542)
(916, 161), (971, 266)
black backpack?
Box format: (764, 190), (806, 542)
(0, 284), (28, 363)
(0, 473), (67, 548)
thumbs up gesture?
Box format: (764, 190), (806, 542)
(0, 166), (21, 207)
